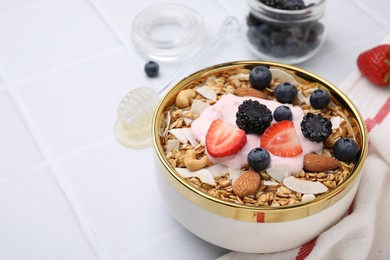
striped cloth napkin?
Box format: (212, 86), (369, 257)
(218, 40), (390, 260)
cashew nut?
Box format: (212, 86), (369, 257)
(184, 149), (208, 171)
(176, 89), (196, 108)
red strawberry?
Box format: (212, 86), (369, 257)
(206, 119), (247, 158)
(260, 120), (302, 157)
(357, 44), (390, 86)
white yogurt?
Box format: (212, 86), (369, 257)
(191, 94), (323, 174)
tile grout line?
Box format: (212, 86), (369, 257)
(352, 0), (390, 30)
(9, 46), (125, 87)
(5, 87), (110, 260)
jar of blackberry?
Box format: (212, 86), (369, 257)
(246, 0), (326, 64)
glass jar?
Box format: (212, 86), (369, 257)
(245, 0), (326, 64)
(132, 4), (206, 62)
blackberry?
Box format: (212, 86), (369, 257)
(300, 113), (332, 142)
(236, 100), (273, 135)
(260, 0), (305, 10)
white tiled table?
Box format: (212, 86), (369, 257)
(0, 0), (389, 259)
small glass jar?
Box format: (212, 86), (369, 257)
(132, 4), (206, 62)
(245, 0), (326, 64)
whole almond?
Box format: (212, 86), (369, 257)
(234, 87), (270, 100)
(303, 153), (340, 172)
(233, 170), (261, 197)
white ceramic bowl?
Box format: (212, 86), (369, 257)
(152, 61), (368, 253)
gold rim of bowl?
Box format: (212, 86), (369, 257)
(152, 60), (368, 223)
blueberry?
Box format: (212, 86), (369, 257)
(274, 82), (298, 104)
(249, 66), (272, 90)
(285, 37), (304, 56)
(247, 147), (271, 172)
(334, 138), (359, 163)
(270, 44), (288, 58)
(246, 13), (262, 27)
(310, 89), (330, 109)
(247, 26), (262, 44)
(273, 105), (293, 121)
(144, 61), (159, 77)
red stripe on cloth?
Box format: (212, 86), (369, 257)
(296, 238), (317, 260)
(256, 212), (265, 223)
(365, 96), (390, 132)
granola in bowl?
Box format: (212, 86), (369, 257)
(159, 63), (363, 208)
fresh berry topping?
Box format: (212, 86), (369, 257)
(249, 66), (272, 90)
(144, 61), (159, 77)
(260, 120), (303, 157)
(260, 0), (306, 10)
(333, 138), (359, 163)
(247, 147), (271, 172)
(310, 89), (330, 109)
(300, 113), (332, 142)
(357, 44), (390, 86)
(206, 119), (247, 158)
(273, 105), (293, 121)
(274, 82), (298, 104)
(236, 100), (273, 135)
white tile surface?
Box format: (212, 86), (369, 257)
(57, 140), (179, 258)
(0, 166), (96, 259)
(0, 0), (56, 16)
(14, 49), (148, 157)
(0, 0), (389, 259)
(0, 0), (121, 82)
(0, 89), (43, 179)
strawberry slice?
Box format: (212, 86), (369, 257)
(260, 120), (302, 157)
(206, 119), (247, 158)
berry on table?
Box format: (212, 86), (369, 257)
(273, 105), (293, 121)
(260, 120), (303, 157)
(333, 138), (359, 163)
(300, 113), (332, 142)
(310, 89), (331, 109)
(247, 147), (271, 172)
(144, 61), (159, 77)
(249, 66), (272, 90)
(206, 119), (247, 158)
(357, 44), (390, 86)
(236, 99), (273, 135)
(274, 82), (298, 104)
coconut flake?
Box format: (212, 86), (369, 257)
(166, 139), (180, 153)
(230, 73), (249, 81)
(270, 68), (298, 84)
(196, 85), (217, 101)
(191, 99), (210, 114)
(301, 194), (316, 202)
(161, 108), (171, 137)
(208, 164), (228, 177)
(169, 128), (188, 144)
(283, 176), (328, 194)
(263, 180), (279, 186)
(182, 128), (199, 147)
(175, 168), (216, 186)
(183, 117), (193, 126)
(331, 116), (344, 129)
(297, 92), (310, 104)
(228, 167), (242, 183)
(266, 164), (291, 183)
